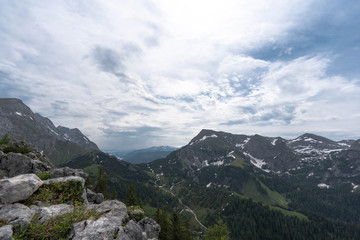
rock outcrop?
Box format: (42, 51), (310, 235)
(0, 142), (160, 239)
(0, 203), (35, 232)
(0, 225), (13, 240)
(0, 151), (52, 178)
(0, 174), (43, 204)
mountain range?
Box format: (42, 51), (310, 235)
(2, 98), (360, 239)
(108, 146), (178, 164)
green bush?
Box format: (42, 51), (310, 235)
(36, 172), (50, 180)
(3, 143), (32, 154)
(24, 180), (85, 206)
(0, 134), (10, 145)
(0, 218), (9, 227)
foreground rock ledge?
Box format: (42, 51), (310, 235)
(0, 174), (43, 204)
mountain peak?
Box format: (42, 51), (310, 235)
(0, 98), (98, 165)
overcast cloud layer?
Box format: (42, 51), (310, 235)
(0, 0), (359, 150)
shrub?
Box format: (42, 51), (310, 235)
(3, 142), (33, 154)
(24, 180), (85, 206)
(36, 172), (50, 180)
(0, 134), (11, 145)
(0, 218), (9, 227)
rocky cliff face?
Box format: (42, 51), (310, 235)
(0, 141), (160, 240)
(0, 98), (99, 165)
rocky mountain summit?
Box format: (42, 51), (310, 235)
(0, 98), (99, 165)
(0, 140), (160, 240)
(147, 129), (360, 188)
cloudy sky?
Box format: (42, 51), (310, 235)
(1, 0), (359, 151)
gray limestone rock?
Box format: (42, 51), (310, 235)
(86, 200), (128, 219)
(86, 188), (104, 204)
(0, 225), (14, 240)
(33, 204), (74, 223)
(43, 176), (85, 186)
(129, 209), (145, 222)
(68, 216), (125, 240)
(0, 152), (52, 178)
(0, 203), (35, 232)
(124, 220), (146, 240)
(50, 167), (88, 179)
(138, 218), (161, 239)
(0, 174), (43, 204)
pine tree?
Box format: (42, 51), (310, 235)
(159, 207), (171, 240)
(171, 211), (183, 240)
(125, 184), (138, 206)
(183, 218), (193, 240)
(205, 219), (230, 240)
(111, 188), (118, 200)
(94, 167), (108, 198)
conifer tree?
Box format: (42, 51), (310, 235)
(94, 167), (108, 198)
(159, 207), (171, 240)
(183, 218), (193, 240)
(111, 188), (118, 200)
(125, 184), (138, 206)
(205, 219), (230, 240)
(171, 211), (183, 240)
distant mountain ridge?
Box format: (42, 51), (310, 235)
(146, 129), (359, 187)
(110, 146), (178, 164)
(0, 98), (98, 165)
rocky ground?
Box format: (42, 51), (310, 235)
(0, 140), (160, 240)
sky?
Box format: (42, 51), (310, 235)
(0, 0), (360, 151)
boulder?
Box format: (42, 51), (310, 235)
(138, 218), (161, 239)
(68, 216), (126, 240)
(50, 167), (88, 179)
(33, 204), (74, 223)
(0, 225), (14, 240)
(0, 203), (35, 232)
(129, 209), (145, 222)
(86, 200), (128, 219)
(124, 220), (146, 240)
(43, 176), (85, 186)
(0, 153), (52, 178)
(0, 174), (43, 204)
(86, 188), (104, 204)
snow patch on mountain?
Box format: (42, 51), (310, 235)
(199, 134), (218, 142)
(236, 138), (250, 149)
(243, 152), (269, 172)
(227, 151), (235, 159)
(317, 183), (330, 189)
(211, 160), (225, 166)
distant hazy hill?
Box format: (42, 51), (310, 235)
(0, 98), (98, 165)
(109, 146), (178, 164)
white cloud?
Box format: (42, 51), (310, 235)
(0, 0), (359, 150)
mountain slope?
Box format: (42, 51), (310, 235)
(0, 98), (98, 165)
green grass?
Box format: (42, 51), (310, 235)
(230, 156), (246, 168)
(83, 164), (101, 176)
(243, 179), (288, 208)
(270, 206), (308, 220)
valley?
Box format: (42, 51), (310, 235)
(2, 98), (360, 239)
